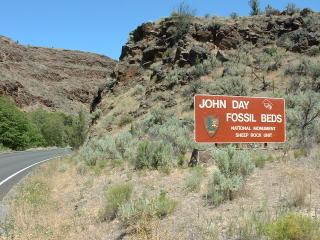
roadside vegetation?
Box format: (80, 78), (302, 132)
(0, 96), (87, 150)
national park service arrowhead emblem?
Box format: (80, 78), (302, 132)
(204, 115), (219, 138)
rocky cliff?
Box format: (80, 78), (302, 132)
(90, 9), (320, 135)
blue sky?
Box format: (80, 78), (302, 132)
(1, 1), (319, 60)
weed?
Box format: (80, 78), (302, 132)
(252, 152), (273, 168)
(265, 213), (320, 240)
(100, 183), (133, 221)
(18, 180), (50, 208)
(118, 190), (176, 227)
(288, 181), (308, 207)
(118, 114), (134, 127)
(184, 166), (205, 192)
(230, 12), (238, 19)
(171, 1), (195, 41)
(293, 148), (308, 159)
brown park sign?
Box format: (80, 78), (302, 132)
(194, 95), (286, 143)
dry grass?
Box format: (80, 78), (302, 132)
(1, 146), (320, 239)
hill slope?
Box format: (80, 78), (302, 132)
(0, 36), (116, 113)
(91, 9), (320, 137)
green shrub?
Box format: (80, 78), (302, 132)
(90, 108), (102, 124)
(184, 166), (205, 192)
(0, 96), (44, 150)
(70, 110), (87, 149)
(190, 55), (221, 79)
(134, 140), (172, 169)
(285, 59), (320, 92)
(118, 190), (176, 226)
(165, 69), (180, 88)
(153, 189), (177, 218)
(286, 91), (320, 146)
(115, 131), (133, 159)
(101, 183), (133, 221)
(132, 111), (193, 169)
(207, 170), (242, 205)
(183, 80), (204, 99)
(209, 76), (250, 96)
(132, 84), (145, 96)
(80, 108), (193, 170)
(266, 213), (320, 240)
(79, 134), (120, 166)
(214, 146), (254, 177)
(207, 146), (254, 205)
(30, 108), (87, 149)
(171, 1), (195, 41)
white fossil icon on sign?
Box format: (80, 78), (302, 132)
(263, 99), (273, 110)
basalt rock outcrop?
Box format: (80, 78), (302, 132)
(92, 9), (320, 114)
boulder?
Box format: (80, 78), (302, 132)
(189, 45), (208, 65)
(215, 26), (242, 49)
(142, 45), (166, 63)
(132, 22), (155, 42)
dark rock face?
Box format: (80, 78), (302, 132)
(215, 25), (242, 49)
(189, 45), (208, 65)
(119, 13), (320, 69)
(0, 80), (55, 107)
(92, 11), (320, 114)
(142, 45), (166, 63)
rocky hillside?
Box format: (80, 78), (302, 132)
(0, 36), (116, 113)
(91, 8), (320, 136)
(3, 7), (320, 240)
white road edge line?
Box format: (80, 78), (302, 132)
(0, 156), (61, 187)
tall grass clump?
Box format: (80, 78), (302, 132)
(265, 213), (320, 240)
(184, 166), (205, 192)
(17, 180), (50, 208)
(118, 190), (176, 227)
(100, 183), (133, 221)
(207, 146), (254, 205)
(252, 151), (273, 168)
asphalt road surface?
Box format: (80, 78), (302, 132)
(0, 148), (71, 201)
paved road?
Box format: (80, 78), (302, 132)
(0, 148), (71, 201)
